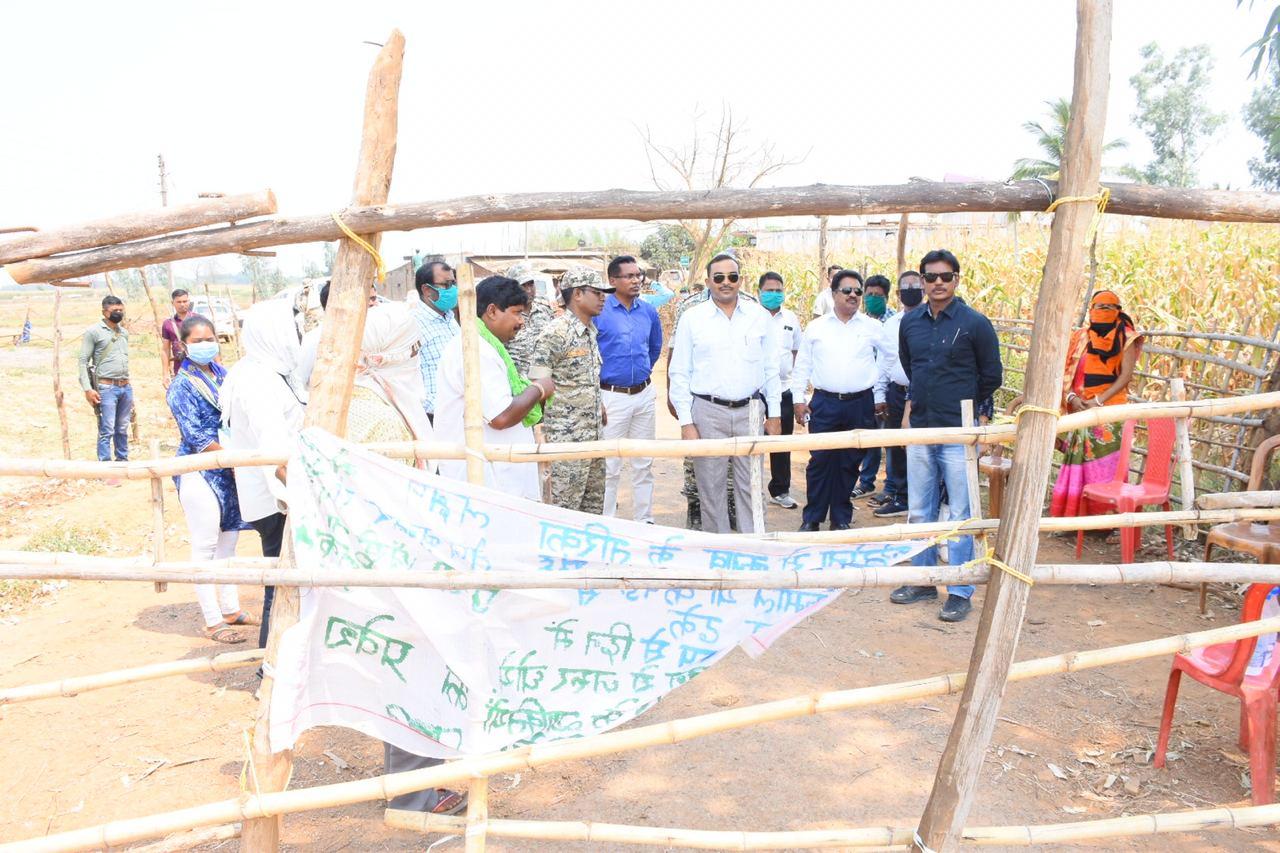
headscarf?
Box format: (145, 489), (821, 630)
(1085, 289), (1135, 362)
(356, 302), (435, 442)
(221, 296), (304, 430)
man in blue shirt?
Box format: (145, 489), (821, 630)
(892, 249), (1002, 623)
(596, 255), (664, 523)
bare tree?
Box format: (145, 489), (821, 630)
(641, 105), (803, 284)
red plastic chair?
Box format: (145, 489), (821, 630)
(1154, 584), (1280, 804)
(1074, 418), (1176, 562)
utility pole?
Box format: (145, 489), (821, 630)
(157, 154), (176, 296)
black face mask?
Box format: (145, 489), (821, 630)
(899, 288), (924, 308)
(107, 310), (124, 323)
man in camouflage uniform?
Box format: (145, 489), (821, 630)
(666, 283), (757, 529)
(531, 266), (614, 513)
(506, 262), (555, 376)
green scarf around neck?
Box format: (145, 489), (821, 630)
(475, 318), (543, 427)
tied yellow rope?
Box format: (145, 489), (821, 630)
(331, 212), (386, 283)
(990, 403), (1062, 429)
(963, 546), (1036, 586)
(1043, 186), (1111, 244)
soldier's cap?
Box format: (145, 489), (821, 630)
(505, 262), (539, 285)
(559, 265), (615, 294)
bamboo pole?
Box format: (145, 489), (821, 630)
(961, 401), (987, 554)
(388, 800), (1280, 848)
(915, 3), (1113, 848)
(895, 213), (909, 274)
(51, 289), (71, 460)
(748, 400), (765, 533)
(816, 215), (829, 293)
(4, 557), (1280, 594)
(127, 823), (241, 853)
(137, 266), (169, 386)
(241, 30), (405, 853)
(149, 439), (167, 593)
(3, 390), (1277, 480)
(0, 648), (262, 705)
(9, 180), (1280, 285)
(0, 190), (277, 266)
(13, 615), (1280, 853)
(1197, 490), (1280, 510)
(1170, 378), (1196, 538)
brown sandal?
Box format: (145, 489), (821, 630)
(429, 789), (468, 815)
(205, 624), (246, 644)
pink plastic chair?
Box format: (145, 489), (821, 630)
(1075, 418), (1176, 563)
(1154, 584), (1280, 804)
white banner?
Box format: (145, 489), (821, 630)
(270, 429), (929, 757)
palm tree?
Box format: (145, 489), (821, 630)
(1010, 97), (1128, 180)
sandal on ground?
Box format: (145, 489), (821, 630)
(204, 624), (247, 644)
(430, 789), (468, 815)
(222, 610), (260, 626)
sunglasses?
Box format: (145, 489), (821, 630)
(711, 272), (741, 284)
(922, 272), (959, 284)
(838, 287), (863, 296)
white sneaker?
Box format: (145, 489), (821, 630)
(769, 493), (799, 509)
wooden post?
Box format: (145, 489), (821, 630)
(455, 257), (490, 849)
(749, 400), (766, 533)
(138, 266), (170, 380)
(961, 401), (988, 555)
(150, 439), (167, 593)
(52, 289), (71, 460)
(1170, 378), (1196, 540)
(896, 212), (910, 275)
(913, 2), (1112, 850)
(222, 284), (243, 359)
(240, 30), (405, 852)
(817, 215), (829, 291)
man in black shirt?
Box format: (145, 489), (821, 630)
(891, 250), (1002, 622)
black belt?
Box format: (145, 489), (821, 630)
(600, 378), (651, 395)
(693, 392), (752, 409)
(814, 387), (871, 401)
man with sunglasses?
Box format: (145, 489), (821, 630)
(411, 260), (460, 423)
(669, 253), (782, 534)
(872, 270), (926, 519)
(892, 249), (1002, 622)
(791, 270), (890, 531)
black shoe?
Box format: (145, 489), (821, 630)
(890, 585), (938, 604)
(874, 499), (909, 519)
(850, 485), (874, 500)
(798, 521), (821, 532)
(868, 493), (891, 507)
(939, 594), (973, 622)
(830, 521), (851, 531)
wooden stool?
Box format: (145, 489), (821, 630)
(979, 454), (1013, 519)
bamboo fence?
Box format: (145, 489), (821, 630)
(7, 616), (1279, 853)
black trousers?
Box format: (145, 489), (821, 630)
(768, 390), (795, 497)
(250, 512), (287, 649)
(801, 391), (874, 526)
(885, 382), (909, 501)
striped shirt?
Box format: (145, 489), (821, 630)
(412, 301), (459, 415)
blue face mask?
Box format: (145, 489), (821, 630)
(759, 290), (785, 310)
(432, 284), (458, 312)
(187, 341), (219, 365)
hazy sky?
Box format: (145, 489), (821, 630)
(1, 1), (1274, 282)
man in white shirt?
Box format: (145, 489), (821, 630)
(811, 264), (842, 318)
(435, 276), (556, 500)
(669, 253), (782, 534)
(873, 270), (926, 519)
(758, 272), (803, 509)
(791, 270), (890, 531)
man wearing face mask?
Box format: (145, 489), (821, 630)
(79, 296), (133, 467)
(873, 271), (925, 519)
(411, 260), (460, 424)
(758, 272), (802, 509)
(851, 275), (897, 503)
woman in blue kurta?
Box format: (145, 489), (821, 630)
(165, 315), (255, 643)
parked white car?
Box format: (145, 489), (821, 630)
(190, 298), (238, 342)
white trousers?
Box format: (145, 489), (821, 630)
(601, 384), (656, 523)
(178, 472), (241, 628)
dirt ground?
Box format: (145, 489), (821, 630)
(1, 292), (1276, 851)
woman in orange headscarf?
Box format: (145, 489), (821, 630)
(1049, 289), (1144, 516)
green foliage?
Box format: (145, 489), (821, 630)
(1240, 1), (1280, 78)
(1009, 97), (1127, 181)
(1126, 43), (1227, 187)
(1245, 57), (1280, 189)
(323, 242), (337, 275)
(638, 225), (696, 270)
(27, 521), (106, 555)
(241, 256), (288, 299)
